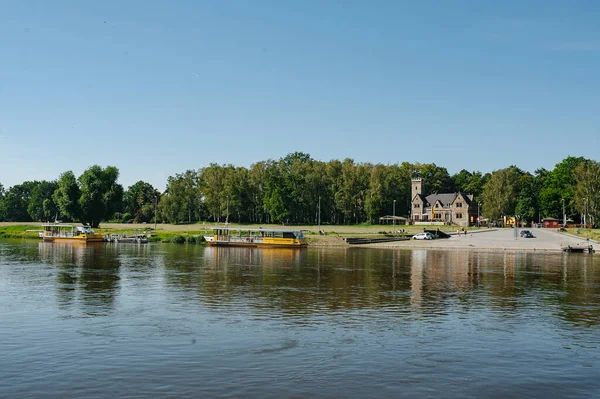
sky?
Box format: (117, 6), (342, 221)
(1, 0), (599, 191)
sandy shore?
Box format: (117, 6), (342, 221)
(354, 228), (597, 252)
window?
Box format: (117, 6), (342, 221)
(456, 202), (463, 208)
(456, 213), (463, 219)
(413, 203), (420, 209)
(435, 204), (439, 208)
(434, 213), (442, 219)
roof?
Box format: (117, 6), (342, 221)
(425, 193), (457, 207)
(211, 227), (305, 233)
(379, 215), (408, 221)
(423, 192), (474, 208)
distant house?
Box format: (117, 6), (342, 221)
(410, 177), (478, 227)
(542, 218), (560, 229)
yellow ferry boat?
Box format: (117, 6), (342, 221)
(41, 224), (105, 243)
(204, 227), (307, 248)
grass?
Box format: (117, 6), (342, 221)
(0, 224), (43, 239)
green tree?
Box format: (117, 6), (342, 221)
(53, 171), (82, 222)
(0, 183), (6, 221)
(2, 182), (37, 222)
(417, 163), (453, 194)
(124, 181), (158, 223)
(573, 160), (600, 227)
(539, 156), (585, 220)
(159, 170), (201, 224)
(514, 173), (537, 223)
(77, 165), (124, 227)
(481, 166), (523, 221)
(28, 180), (59, 221)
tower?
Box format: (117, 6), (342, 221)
(412, 177), (423, 200)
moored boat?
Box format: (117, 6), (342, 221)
(42, 224), (104, 243)
(204, 227), (307, 248)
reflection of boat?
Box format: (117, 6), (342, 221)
(204, 227), (307, 248)
(106, 233), (149, 244)
(42, 224), (104, 243)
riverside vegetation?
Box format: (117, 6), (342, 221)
(0, 153), (599, 231)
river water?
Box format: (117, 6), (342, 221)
(1, 240), (599, 398)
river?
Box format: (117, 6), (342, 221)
(1, 240), (599, 398)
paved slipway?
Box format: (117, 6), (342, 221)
(372, 228), (598, 252)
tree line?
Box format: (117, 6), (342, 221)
(0, 153), (598, 227)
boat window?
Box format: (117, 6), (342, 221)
(282, 232), (295, 239)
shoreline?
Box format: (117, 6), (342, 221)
(1, 222), (596, 252)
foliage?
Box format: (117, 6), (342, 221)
(539, 156), (585, 221)
(481, 166), (523, 221)
(2, 154), (600, 227)
(28, 180), (59, 221)
(0, 183), (5, 221)
(53, 171), (82, 222)
(170, 234), (186, 244)
(159, 170), (201, 224)
(124, 181), (158, 223)
(2, 181), (39, 222)
(573, 160), (600, 227)
(77, 165), (124, 227)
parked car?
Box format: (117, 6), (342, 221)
(519, 230), (531, 237)
(522, 231), (535, 238)
(413, 232), (434, 240)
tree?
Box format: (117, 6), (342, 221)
(573, 160), (600, 227)
(0, 183), (6, 221)
(159, 170), (201, 224)
(416, 163), (453, 194)
(2, 182), (38, 222)
(77, 166), (123, 227)
(124, 181), (158, 223)
(53, 171), (81, 222)
(539, 156), (585, 220)
(28, 181), (59, 221)
(481, 166), (522, 221)
(514, 173), (537, 223)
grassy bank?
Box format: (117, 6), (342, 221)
(0, 223), (213, 244)
(0, 224), (43, 239)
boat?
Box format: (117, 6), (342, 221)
(41, 224), (104, 243)
(203, 227), (307, 248)
(562, 244), (594, 254)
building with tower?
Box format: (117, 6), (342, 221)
(410, 177), (478, 227)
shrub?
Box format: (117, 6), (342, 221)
(170, 235), (186, 244)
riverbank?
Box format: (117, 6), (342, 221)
(1, 222), (596, 252)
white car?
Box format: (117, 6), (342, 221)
(412, 232), (434, 240)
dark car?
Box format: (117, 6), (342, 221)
(519, 230), (531, 237)
(522, 231), (535, 238)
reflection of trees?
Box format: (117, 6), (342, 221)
(185, 247), (600, 326)
(39, 242), (123, 316)
(29, 240), (600, 325)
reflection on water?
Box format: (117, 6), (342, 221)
(1, 240), (600, 398)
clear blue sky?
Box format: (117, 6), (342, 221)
(1, 0), (599, 191)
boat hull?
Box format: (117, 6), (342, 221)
(43, 234), (105, 243)
(206, 241), (306, 249)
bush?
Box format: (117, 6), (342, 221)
(121, 212), (132, 223)
(186, 235), (196, 244)
(170, 235), (186, 244)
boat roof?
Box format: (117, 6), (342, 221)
(41, 223), (92, 228)
(211, 227), (305, 233)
